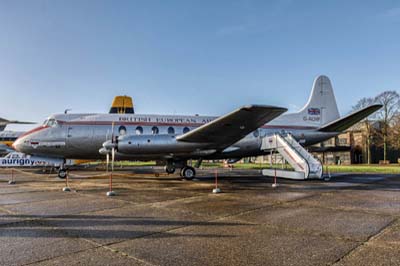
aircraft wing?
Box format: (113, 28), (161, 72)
(176, 105), (287, 148)
(318, 104), (382, 132)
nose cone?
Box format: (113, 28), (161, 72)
(12, 136), (26, 152)
(103, 140), (118, 150)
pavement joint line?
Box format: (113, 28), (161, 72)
(331, 217), (400, 265)
(74, 188), (206, 206)
(366, 241), (400, 248)
(0, 205), (18, 215)
(0, 194), (83, 207)
(288, 200), (400, 217)
(111, 193), (323, 242)
(0, 189), (63, 196)
(278, 200), (397, 218)
(0, 203), (133, 228)
(22, 245), (101, 266)
(100, 245), (158, 266)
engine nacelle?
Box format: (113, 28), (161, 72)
(116, 135), (205, 155)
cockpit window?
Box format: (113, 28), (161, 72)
(42, 119), (48, 126)
(45, 119), (58, 127)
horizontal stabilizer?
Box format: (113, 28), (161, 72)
(318, 104), (382, 132)
(0, 118), (35, 125)
(177, 105), (287, 149)
(0, 118), (36, 131)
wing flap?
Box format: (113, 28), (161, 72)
(176, 105), (287, 148)
(318, 104), (382, 132)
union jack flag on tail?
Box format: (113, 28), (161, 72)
(308, 108), (320, 115)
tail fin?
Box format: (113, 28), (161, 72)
(279, 75), (341, 127)
(109, 96), (135, 114)
(299, 75), (340, 125)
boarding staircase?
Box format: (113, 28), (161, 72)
(261, 133), (323, 180)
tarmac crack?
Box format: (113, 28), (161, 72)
(330, 217), (400, 266)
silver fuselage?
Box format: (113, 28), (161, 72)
(13, 113), (337, 161)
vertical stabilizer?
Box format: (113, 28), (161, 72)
(274, 75), (340, 127)
(109, 96), (135, 114)
(300, 75), (340, 125)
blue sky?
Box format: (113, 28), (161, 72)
(1, 0), (399, 130)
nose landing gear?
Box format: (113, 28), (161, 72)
(58, 168), (67, 179)
(164, 160), (197, 180)
(57, 159), (67, 179)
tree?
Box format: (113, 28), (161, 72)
(374, 91), (400, 162)
(352, 97), (376, 164)
(389, 114), (400, 150)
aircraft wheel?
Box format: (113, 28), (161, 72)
(181, 166), (196, 180)
(58, 169), (67, 179)
(165, 165), (176, 174)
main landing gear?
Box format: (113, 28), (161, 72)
(180, 166), (196, 180)
(57, 159), (67, 179)
(58, 168), (67, 179)
(165, 160), (197, 180)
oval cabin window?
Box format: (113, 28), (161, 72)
(136, 126), (143, 135)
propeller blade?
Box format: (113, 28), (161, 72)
(106, 153), (109, 172)
(111, 147), (115, 172)
(111, 122), (115, 143)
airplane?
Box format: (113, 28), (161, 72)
(13, 75), (382, 179)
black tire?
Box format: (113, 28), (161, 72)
(181, 166), (196, 180)
(58, 169), (67, 179)
(165, 165), (176, 174)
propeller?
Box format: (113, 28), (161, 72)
(100, 123), (117, 172)
(109, 122), (116, 173)
(105, 122), (117, 196)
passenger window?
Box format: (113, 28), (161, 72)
(136, 126), (143, 135)
(183, 127), (190, 134)
(119, 126), (127, 135)
(152, 126), (159, 135)
(253, 130), (259, 138)
(167, 127), (175, 135)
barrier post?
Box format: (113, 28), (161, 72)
(106, 172), (116, 196)
(212, 169), (221, 193)
(62, 170), (71, 192)
(324, 165), (331, 181)
(8, 168), (16, 185)
(272, 167), (278, 188)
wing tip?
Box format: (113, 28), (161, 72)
(242, 104), (288, 112)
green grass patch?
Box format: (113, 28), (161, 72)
(204, 162), (400, 174)
(324, 164), (400, 174)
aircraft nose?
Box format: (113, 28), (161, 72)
(12, 137), (23, 151)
